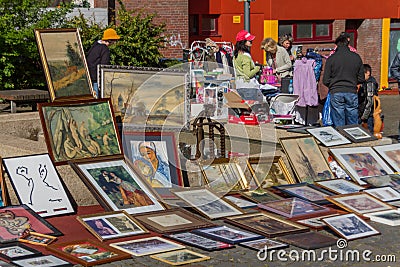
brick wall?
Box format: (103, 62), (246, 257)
(94, 0), (188, 59)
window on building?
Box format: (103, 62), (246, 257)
(279, 21), (333, 42)
(201, 15), (218, 35)
(189, 15), (199, 35)
(389, 19), (400, 78)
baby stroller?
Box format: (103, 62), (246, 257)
(269, 94), (299, 124)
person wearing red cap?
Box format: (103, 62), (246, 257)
(233, 30), (260, 86)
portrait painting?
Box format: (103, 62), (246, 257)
(322, 214), (380, 240)
(123, 131), (182, 199)
(361, 174), (400, 192)
(11, 255), (72, 267)
(330, 147), (394, 185)
(150, 249), (210, 266)
(307, 126), (351, 147)
(373, 143), (400, 172)
(72, 158), (165, 214)
(34, 28), (94, 101)
(166, 232), (234, 251)
(38, 99), (122, 165)
(109, 237), (184, 256)
(2, 154), (75, 217)
(315, 179), (364, 194)
(279, 136), (333, 183)
(193, 225), (263, 244)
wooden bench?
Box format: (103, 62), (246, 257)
(0, 89), (49, 113)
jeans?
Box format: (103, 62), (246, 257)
(330, 92), (358, 127)
(93, 82), (99, 98)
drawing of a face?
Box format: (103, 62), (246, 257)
(0, 211), (31, 235)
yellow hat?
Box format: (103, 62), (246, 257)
(102, 28), (120, 41)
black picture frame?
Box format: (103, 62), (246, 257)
(164, 232), (235, 251)
(0, 242), (42, 261)
(336, 124), (377, 143)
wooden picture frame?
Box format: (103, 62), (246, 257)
(34, 28), (94, 102)
(279, 136), (334, 183)
(77, 211), (148, 241)
(12, 255), (72, 267)
(70, 156), (165, 215)
(373, 143), (400, 172)
(122, 131), (183, 199)
(296, 214), (340, 230)
(361, 174), (400, 192)
(0, 158), (8, 207)
(276, 232), (337, 249)
(0, 205), (62, 243)
(150, 249), (210, 266)
(306, 126), (351, 147)
(46, 239), (130, 267)
(314, 179), (364, 194)
(362, 186), (400, 202)
(257, 197), (331, 219)
(239, 188), (283, 203)
(329, 146), (394, 185)
(165, 232), (234, 251)
(224, 212), (309, 238)
(336, 124), (377, 143)
(0, 242), (42, 261)
(109, 236), (185, 256)
(193, 225), (263, 244)
(223, 195), (257, 209)
(38, 98), (122, 165)
(325, 192), (395, 216)
(99, 65), (190, 129)
(322, 213), (380, 240)
(239, 238), (288, 251)
(171, 188), (243, 220)
(19, 232), (57, 246)
(273, 182), (335, 205)
(2, 153), (76, 217)
(134, 208), (214, 234)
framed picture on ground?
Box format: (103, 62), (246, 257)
(122, 131), (182, 199)
(193, 225), (264, 244)
(12, 255), (72, 267)
(224, 212), (309, 238)
(150, 249), (210, 266)
(223, 195), (257, 209)
(19, 232), (57, 246)
(134, 208), (214, 234)
(46, 239), (131, 267)
(322, 213), (380, 240)
(34, 28), (94, 102)
(77, 211), (148, 241)
(273, 182), (335, 205)
(70, 156), (165, 215)
(373, 143), (400, 172)
(165, 232), (234, 251)
(109, 236), (185, 256)
(306, 126), (351, 147)
(239, 238), (288, 251)
(38, 98), (122, 165)
(314, 179), (364, 194)
(239, 188), (283, 203)
(171, 188), (243, 220)
(276, 232), (337, 249)
(296, 214), (340, 230)
(362, 186), (400, 202)
(0, 242), (42, 261)
(336, 125), (377, 143)
(361, 174), (400, 192)
(364, 209), (400, 226)
(329, 147), (393, 185)
(2, 154), (76, 217)
(0, 158), (8, 207)
(279, 136), (334, 183)
(0, 205), (62, 243)
(325, 192), (395, 216)
(98, 65), (189, 129)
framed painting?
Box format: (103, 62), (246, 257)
(193, 225), (263, 244)
(109, 236), (184, 256)
(0, 158), (8, 207)
(224, 212), (309, 238)
(2, 154), (76, 217)
(19, 232), (57, 246)
(239, 188), (283, 203)
(322, 213), (380, 240)
(296, 214), (340, 230)
(279, 136), (334, 183)
(99, 65), (190, 129)
(77, 211), (148, 241)
(12, 255), (72, 267)
(257, 197), (331, 219)
(134, 208), (214, 234)
(336, 124), (377, 143)
(34, 28), (94, 102)
(239, 238), (288, 251)
(0, 205), (62, 243)
(329, 147), (394, 185)
(362, 186), (400, 202)
(314, 179), (364, 194)
(273, 183), (335, 205)
(373, 143), (400, 172)
(171, 188), (243, 220)
(122, 131), (182, 199)
(364, 210), (400, 226)
(224, 195), (257, 209)
(276, 232), (337, 249)
(70, 156), (165, 215)
(306, 126), (351, 147)
(244, 156), (295, 189)
(199, 158), (247, 195)
(325, 192), (395, 216)
(46, 239), (131, 267)
(0, 242), (42, 261)
(165, 232), (234, 251)
(38, 98), (122, 165)
(361, 174), (400, 192)
(150, 249), (210, 266)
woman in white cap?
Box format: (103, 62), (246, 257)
(87, 28), (120, 98)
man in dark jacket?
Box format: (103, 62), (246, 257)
(390, 51), (400, 88)
(323, 35), (365, 127)
(358, 64), (379, 134)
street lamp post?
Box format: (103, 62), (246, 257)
(239, 0), (255, 32)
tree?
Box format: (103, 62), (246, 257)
(0, 0), (73, 90)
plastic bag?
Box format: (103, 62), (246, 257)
(322, 93), (333, 126)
